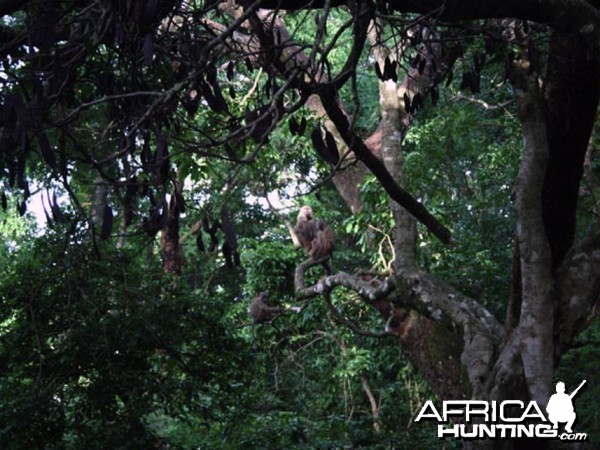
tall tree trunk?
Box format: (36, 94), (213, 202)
(369, 26), (418, 272)
(380, 79), (418, 273)
(509, 56), (554, 406)
(499, 31), (599, 413)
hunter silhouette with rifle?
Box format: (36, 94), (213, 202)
(546, 380), (586, 433)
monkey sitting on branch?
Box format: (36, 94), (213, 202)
(248, 292), (285, 324)
(294, 205), (335, 274)
(248, 292), (301, 324)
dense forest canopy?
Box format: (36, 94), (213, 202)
(0, 0), (599, 448)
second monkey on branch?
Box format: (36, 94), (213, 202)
(294, 205), (335, 274)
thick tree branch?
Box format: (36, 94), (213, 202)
(294, 257), (395, 301)
(400, 272), (502, 399)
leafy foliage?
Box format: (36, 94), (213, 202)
(0, 191), (459, 448)
(0, 225), (249, 449)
